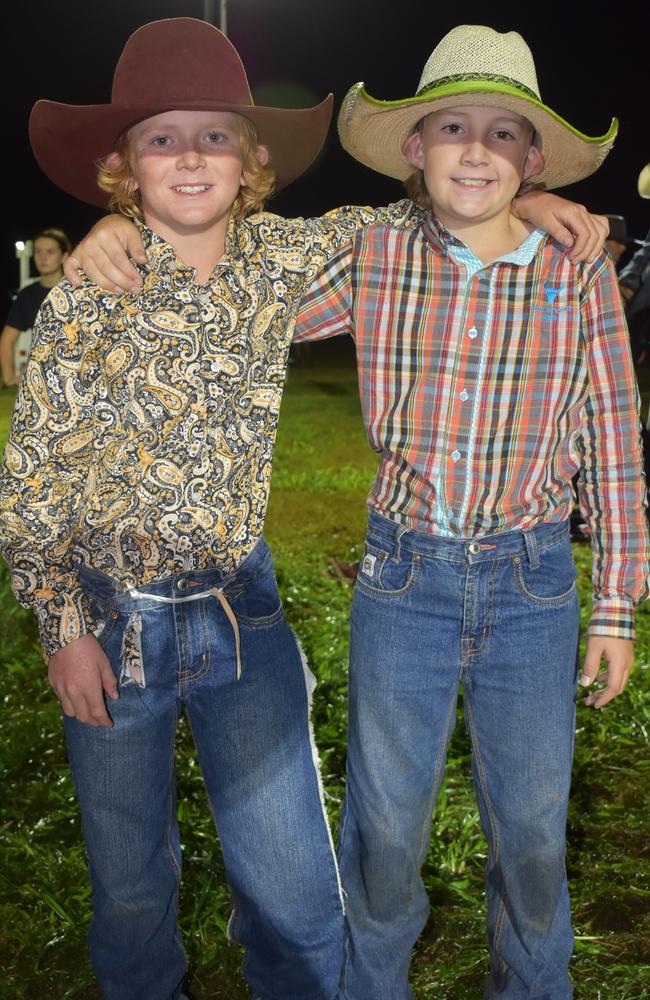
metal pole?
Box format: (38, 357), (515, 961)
(220, 0), (227, 35)
(203, 0), (215, 25)
(15, 241), (33, 291)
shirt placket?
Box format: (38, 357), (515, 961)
(445, 262), (493, 535)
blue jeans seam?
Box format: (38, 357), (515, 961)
(418, 685), (459, 864)
(464, 695), (508, 981)
(163, 701), (186, 979)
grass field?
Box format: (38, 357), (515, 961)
(0, 348), (649, 999)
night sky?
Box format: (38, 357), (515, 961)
(3, 0), (648, 313)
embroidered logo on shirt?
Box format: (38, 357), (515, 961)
(534, 281), (569, 317)
(543, 281), (564, 305)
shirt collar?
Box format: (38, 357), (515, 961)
(422, 212), (546, 266)
(134, 221), (195, 288)
(132, 215), (248, 291)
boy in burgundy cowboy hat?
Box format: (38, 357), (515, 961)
(0, 17), (426, 1000)
(3, 16), (612, 1000)
(295, 23), (648, 1000)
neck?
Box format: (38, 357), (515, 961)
(145, 214), (232, 284)
(436, 208), (532, 264)
(39, 271), (62, 289)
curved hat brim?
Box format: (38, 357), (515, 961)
(30, 95), (333, 208)
(639, 164), (650, 199)
(338, 79), (617, 191)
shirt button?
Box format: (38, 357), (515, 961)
(459, 389), (469, 401)
(451, 449), (461, 462)
(468, 327), (478, 339)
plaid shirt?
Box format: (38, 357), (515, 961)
(296, 215), (650, 639)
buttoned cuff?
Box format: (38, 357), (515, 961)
(588, 597), (636, 640)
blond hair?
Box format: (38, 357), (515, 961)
(96, 115), (276, 221)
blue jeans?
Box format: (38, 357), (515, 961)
(64, 539), (344, 1000)
(339, 512), (580, 1000)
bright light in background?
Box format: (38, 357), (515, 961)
(14, 240), (33, 290)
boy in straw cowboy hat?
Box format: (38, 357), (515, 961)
(0, 14), (612, 1000)
(294, 23), (649, 1000)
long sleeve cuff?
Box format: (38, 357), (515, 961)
(34, 591), (89, 658)
(588, 597), (636, 640)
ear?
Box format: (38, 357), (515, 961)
(522, 143), (545, 182)
(255, 145), (270, 168)
(104, 150), (139, 192)
(104, 150), (124, 172)
(403, 129), (425, 170)
(241, 144), (270, 188)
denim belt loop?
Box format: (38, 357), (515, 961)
(523, 529), (540, 570)
(128, 585), (242, 679)
(393, 525), (409, 563)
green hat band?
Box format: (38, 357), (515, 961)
(417, 72), (538, 101)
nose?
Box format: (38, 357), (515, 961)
(177, 145), (205, 169)
(461, 140), (489, 166)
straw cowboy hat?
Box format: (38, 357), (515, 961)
(639, 163), (650, 199)
(29, 17), (333, 208)
(338, 24), (617, 190)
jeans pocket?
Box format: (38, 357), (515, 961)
(225, 556), (284, 628)
(86, 596), (147, 688)
(87, 594), (121, 647)
(355, 540), (420, 598)
(512, 538), (577, 606)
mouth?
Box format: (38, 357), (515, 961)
(171, 184), (212, 195)
(452, 178), (494, 189)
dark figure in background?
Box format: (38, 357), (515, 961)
(0, 228), (71, 384)
(619, 164), (650, 363)
(605, 215), (643, 269)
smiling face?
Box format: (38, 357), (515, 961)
(403, 104), (544, 235)
(114, 110), (255, 244)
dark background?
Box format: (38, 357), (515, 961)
(3, 0), (648, 312)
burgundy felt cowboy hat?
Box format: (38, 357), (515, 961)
(29, 17), (333, 208)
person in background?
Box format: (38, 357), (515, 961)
(0, 228), (71, 384)
(619, 164), (650, 362)
(605, 214), (643, 269)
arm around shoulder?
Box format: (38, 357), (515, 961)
(513, 188), (608, 262)
(64, 214), (147, 293)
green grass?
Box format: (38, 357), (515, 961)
(1, 351), (649, 999)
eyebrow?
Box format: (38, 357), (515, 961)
(434, 111), (525, 127)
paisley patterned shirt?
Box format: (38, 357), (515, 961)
(0, 203), (418, 656)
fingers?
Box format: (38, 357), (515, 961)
(48, 636), (116, 727)
(50, 674), (114, 727)
(582, 664), (631, 709)
(73, 244), (142, 295)
(100, 658), (120, 702)
(63, 254), (85, 286)
(124, 228), (148, 266)
(567, 207), (607, 264)
(580, 637), (634, 709)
